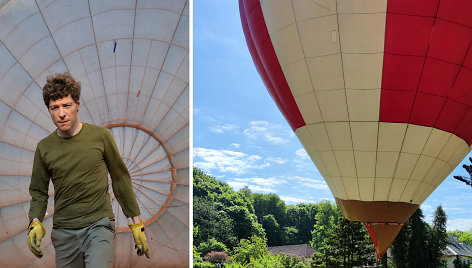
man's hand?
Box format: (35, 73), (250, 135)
(128, 221), (150, 258)
(27, 221), (45, 258)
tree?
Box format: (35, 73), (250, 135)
(453, 157), (472, 188)
(458, 232), (472, 246)
(391, 222), (409, 268)
(251, 193), (287, 226)
(430, 205), (448, 268)
(311, 201), (338, 250)
(226, 205), (266, 242)
(286, 204), (318, 244)
(197, 238), (229, 256)
(261, 214), (282, 246)
(311, 210), (375, 268)
(447, 230), (472, 246)
(231, 236), (268, 265)
(193, 196), (237, 247)
(407, 208), (429, 268)
(193, 168), (265, 249)
(283, 226), (299, 245)
(453, 256), (470, 268)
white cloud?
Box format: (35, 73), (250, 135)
(225, 176), (288, 193)
(280, 195), (315, 204)
(227, 176), (286, 187)
(252, 177), (287, 186)
(194, 147), (270, 175)
(420, 204), (433, 212)
(267, 157), (287, 164)
(249, 185), (277, 193)
(226, 181), (248, 190)
(226, 182), (276, 193)
(447, 218), (472, 232)
(443, 207), (464, 212)
(230, 143), (240, 148)
(296, 148), (309, 160)
(296, 176), (329, 190)
(210, 124), (238, 134)
(293, 148), (319, 171)
(320, 197), (336, 203)
(243, 121), (292, 144)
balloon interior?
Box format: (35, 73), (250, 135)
(239, 0), (472, 259)
(0, 1), (189, 266)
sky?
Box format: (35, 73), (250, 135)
(193, 0), (472, 232)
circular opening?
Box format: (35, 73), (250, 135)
(106, 122), (176, 232)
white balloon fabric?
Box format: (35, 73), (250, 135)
(0, 0), (189, 267)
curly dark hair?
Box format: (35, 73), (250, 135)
(42, 72), (81, 108)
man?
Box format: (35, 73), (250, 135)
(27, 72), (149, 267)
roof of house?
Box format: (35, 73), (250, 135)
(442, 236), (472, 257)
(268, 244), (316, 258)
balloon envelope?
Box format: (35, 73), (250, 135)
(240, 0), (472, 258)
(0, 0), (189, 267)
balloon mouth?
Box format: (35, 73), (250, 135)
(365, 222), (404, 259)
(335, 198), (418, 259)
(105, 122), (177, 232)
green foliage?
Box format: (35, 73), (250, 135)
(197, 238), (228, 256)
(193, 262), (214, 268)
(193, 246), (201, 261)
(226, 205), (265, 241)
(279, 254), (308, 268)
(459, 232), (472, 246)
(193, 196), (237, 248)
(246, 255), (284, 268)
(193, 168), (264, 249)
(430, 205), (448, 268)
(251, 193), (286, 226)
(407, 209), (429, 268)
(391, 206), (449, 268)
(230, 236), (268, 265)
(391, 222), (409, 268)
(286, 204), (318, 244)
(311, 210), (375, 268)
(311, 201), (338, 250)
(226, 254), (309, 268)
(283, 226), (299, 245)
(262, 214), (283, 246)
(453, 256), (471, 268)
(193, 168), (253, 211)
(448, 230), (472, 246)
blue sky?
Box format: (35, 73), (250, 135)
(193, 0), (472, 232)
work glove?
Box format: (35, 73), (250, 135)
(27, 221), (45, 258)
(128, 221), (150, 258)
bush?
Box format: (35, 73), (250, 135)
(279, 254), (307, 268)
(205, 251), (229, 264)
(197, 238), (229, 256)
(246, 254), (283, 268)
(193, 262), (214, 268)
(231, 236), (267, 264)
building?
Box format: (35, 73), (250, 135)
(442, 236), (472, 268)
(268, 244), (316, 264)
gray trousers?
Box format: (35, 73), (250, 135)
(51, 217), (115, 268)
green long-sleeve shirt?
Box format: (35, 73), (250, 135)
(29, 123), (140, 228)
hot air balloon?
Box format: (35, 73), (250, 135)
(239, 0), (472, 258)
(0, 0), (189, 267)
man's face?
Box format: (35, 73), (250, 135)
(48, 94), (80, 136)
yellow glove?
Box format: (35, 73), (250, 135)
(27, 221), (45, 258)
(128, 221), (150, 258)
